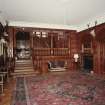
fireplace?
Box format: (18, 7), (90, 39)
(48, 60), (67, 71)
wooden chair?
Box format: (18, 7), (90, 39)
(0, 66), (9, 82)
(0, 73), (4, 94)
(0, 66), (9, 94)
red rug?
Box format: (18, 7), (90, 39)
(12, 71), (105, 105)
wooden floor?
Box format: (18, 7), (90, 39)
(0, 77), (16, 105)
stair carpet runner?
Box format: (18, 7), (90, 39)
(13, 59), (36, 76)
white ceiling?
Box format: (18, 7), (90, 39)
(0, 0), (105, 31)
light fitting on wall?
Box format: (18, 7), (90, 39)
(4, 31), (8, 36)
(74, 53), (79, 62)
(88, 21), (97, 37)
(90, 21), (97, 37)
(90, 29), (96, 37)
(0, 37), (7, 44)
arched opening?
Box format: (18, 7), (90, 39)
(81, 33), (93, 72)
(83, 55), (93, 72)
(15, 31), (31, 60)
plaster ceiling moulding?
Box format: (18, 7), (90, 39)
(3, 0), (105, 31)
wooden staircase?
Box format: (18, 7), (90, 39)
(12, 59), (36, 76)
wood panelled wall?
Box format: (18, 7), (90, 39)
(69, 31), (79, 70)
(78, 23), (105, 75)
(8, 26), (78, 73)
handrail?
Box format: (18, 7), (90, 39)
(33, 48), (70, 56)
(33, 48), (69, 50)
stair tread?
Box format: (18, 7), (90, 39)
(15, 69), (34, 71)
(11, 71), (38, 76)
(15, 67), (34, 69)
(14, 59), (35, 76)
(15, 63), (33, 65)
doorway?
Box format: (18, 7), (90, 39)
(15, 31), (31, 60)
(83, 55), (93, 72)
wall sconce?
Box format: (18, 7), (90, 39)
(74, 53), (79, 62)
(4, 32), (8, 36)
(87, 21), (97, 37)
(0, 37), (6, 44)
(90, 29), (96, 37)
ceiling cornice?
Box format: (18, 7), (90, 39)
(9, 21), (77, 30)
(76, 13), (105, 32)
(1, 13), (104, 32)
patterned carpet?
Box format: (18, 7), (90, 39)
(11, 77), (27, 105)
(11, 71), (105, 105)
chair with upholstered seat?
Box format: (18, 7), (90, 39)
(0, 73), (4, 94)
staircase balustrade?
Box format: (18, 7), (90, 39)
(33, 48), (69, 56)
